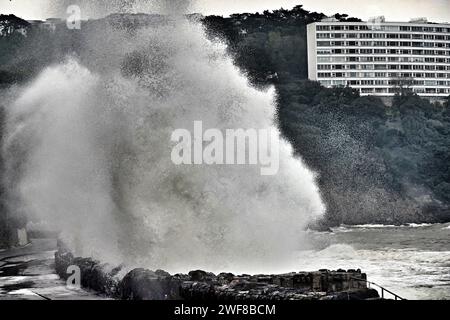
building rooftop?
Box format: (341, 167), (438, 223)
(317, 16), (450, 26)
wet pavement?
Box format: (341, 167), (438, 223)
(0, 239), (108, 300)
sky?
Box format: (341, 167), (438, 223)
(0, 0), (449, 23)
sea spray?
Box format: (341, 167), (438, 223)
(3, 5), (325, 274)
(46, 0), (195, 18)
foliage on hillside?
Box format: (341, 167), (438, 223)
(278, 83), (450, 225)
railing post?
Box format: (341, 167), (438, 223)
(350, 276), (404, 300)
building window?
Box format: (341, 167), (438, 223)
(318, 57), (332, 63)
(317, 41), (331, 47)
(317, 33), (330, 38)
(332, 33), (345, 38)
(387, 34), (399, 39)
(331, 57), (346, 62)
(319, 80), (332, 86)
(384, 26), (400, 31)
(317, 25), (330, 31)
(317, 50), (332, 55)
(373, 33), (385, 39)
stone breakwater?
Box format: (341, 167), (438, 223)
(55, 241), (379, 300)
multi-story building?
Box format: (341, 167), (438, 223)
(307, 17), (450, 98)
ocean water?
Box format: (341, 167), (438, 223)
(299, 223), (450, 300)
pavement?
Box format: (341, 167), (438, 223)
(0, 238), (109, 300)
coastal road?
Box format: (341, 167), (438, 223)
(0, 238), (108, 300)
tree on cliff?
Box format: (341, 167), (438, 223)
(0, 14), (30, 37)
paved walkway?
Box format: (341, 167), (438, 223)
(0, 239), (108, 300)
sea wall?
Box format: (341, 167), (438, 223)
(55, 241), (379, 300)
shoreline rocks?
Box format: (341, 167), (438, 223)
(55, 241), (379, 300)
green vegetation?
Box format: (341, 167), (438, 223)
(277, 83), (450, 225)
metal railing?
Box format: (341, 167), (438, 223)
(351, 277), (406, 300)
